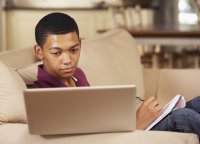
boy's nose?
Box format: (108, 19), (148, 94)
(62, 53), (71, 64)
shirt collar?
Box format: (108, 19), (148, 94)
(37, 64), (78, 87)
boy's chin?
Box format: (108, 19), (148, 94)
(60, 73), (74, 79)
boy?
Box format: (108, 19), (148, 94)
(32, 12), (200, 140)
(32, 12), (89, 88)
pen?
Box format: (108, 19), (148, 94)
(136, 97), (144, 102)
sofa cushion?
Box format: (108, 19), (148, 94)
(157, 69), (200, 105)
(143, 68), (160, 98)
(16, 61), (42, 86)
(0, 123), (198, 144)
(0, 61), (27, 124)
(0, 47), (38, 69)
(79, 29), (144, 98)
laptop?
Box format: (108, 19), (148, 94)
(23, 85), (136, 135)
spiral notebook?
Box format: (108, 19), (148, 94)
(146, 94), (186, 130)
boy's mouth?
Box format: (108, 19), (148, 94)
(60, 67), (74, 73)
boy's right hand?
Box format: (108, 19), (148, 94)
(136, 96), (163, 130)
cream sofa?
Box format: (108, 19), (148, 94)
(0, 29), (199, 144)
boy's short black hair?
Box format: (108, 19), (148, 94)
(35, 12), (79, 47)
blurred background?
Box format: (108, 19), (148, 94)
(0, 0), (200, 68)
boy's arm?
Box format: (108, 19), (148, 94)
(136, 96), (163, 130)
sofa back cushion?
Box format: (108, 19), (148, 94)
(79, 29), (144, 98)
(0, 61), (27, 124)
(157, 69), (200, 105)
(143, 68), (160, 99)
(0, 47), (38, 69)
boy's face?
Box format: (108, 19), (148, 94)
(35, 32), (81, 80)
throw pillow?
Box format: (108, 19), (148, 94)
(0, 61), (27, 124)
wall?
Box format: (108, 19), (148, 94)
(0, 0), (3, 51)
(5, 9), (114, 50)
(0, 0), (6, 51)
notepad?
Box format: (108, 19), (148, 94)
(146, 94), (186, 130)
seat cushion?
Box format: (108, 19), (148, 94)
(0, 61), (27, 124)
(0, 123), (198, 144)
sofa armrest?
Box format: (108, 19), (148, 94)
(157, 69), (200, 105)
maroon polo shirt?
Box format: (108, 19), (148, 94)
(31, 64), (90, 88)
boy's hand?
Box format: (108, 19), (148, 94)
(136, 96), (163, 130)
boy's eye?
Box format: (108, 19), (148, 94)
(52, 51), (61, 56)
(71, 48), (79, 53)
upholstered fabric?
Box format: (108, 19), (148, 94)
(143, 68), (160, 98)
(0, 47), (38, 69)
(0, 124), (198, 144)
(0, 61), (27, 124)
(79, 29), (144, 99)
(16, 61), (42, 85)
(157, 69), (200, 105)
(0, 28), (199, 144)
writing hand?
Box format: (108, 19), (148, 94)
(136, 96), (163, 130)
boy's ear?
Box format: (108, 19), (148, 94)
(34, 45), (44, 60)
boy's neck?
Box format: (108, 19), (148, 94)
(61, 77), (76, 87)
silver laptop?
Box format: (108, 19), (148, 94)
(23, 85), (136, 135)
